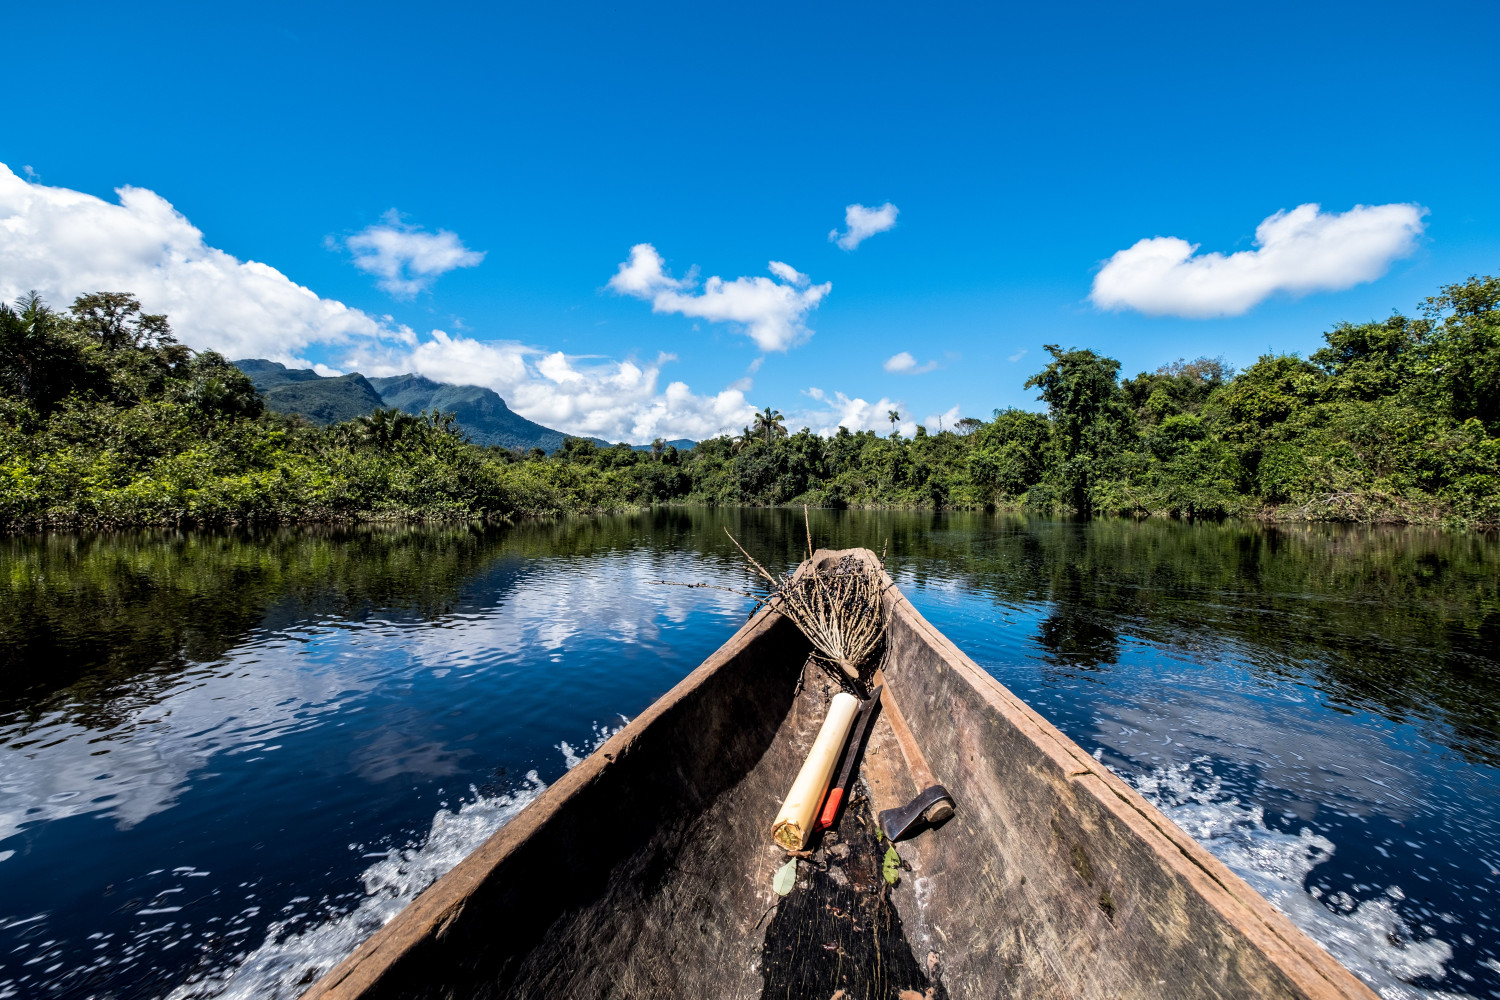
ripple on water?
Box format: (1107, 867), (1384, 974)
(1128, 758), (1464, 1000)
(161, 722), (621, 1000)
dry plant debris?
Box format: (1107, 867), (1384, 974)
(723, 509), (892, 687)
(650, 510), (893, 688)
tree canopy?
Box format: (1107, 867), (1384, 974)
(2, 275), (1497, 530)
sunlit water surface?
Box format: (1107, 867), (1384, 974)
(1, 510), (1497, 999)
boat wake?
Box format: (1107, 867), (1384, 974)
(1125, 758), (1463, 1000)
(165, 721), (624, 1000)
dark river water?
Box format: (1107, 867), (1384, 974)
(1, 510), (1497, 999)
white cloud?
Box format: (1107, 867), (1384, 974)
(1090, 203), (1427, 318)
(829, 202), (899, 250)
(795, 388), (916, 437)
(608, 243), (830, 352)
(924, 405), (963, 433)
(339, 332), (756, 443)
(883, 350), (938, 375)
(1008, 348), (1028, 363)
(0, 162), (417, 363)
(343, 211), (484, 298)
(0, 164), (755, 443)
(607, 242), (684, 297)
(767, 260), (809, 286)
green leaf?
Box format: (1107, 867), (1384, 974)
(773, 858), (797, 896)
(883, 846), (900, 886)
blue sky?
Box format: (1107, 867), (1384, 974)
(2, 0), (1496, 441)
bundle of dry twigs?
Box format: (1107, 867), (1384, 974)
(723, 511), (892, 686)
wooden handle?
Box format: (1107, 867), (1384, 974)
(872, 668), (939, 791)
(772, 692), (861, 850)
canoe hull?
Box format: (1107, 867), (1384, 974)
(304, 549), (1375, 1000)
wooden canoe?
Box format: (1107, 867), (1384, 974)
(304, 548), (1377, 1000)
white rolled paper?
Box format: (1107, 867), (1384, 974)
(772, 691), (860, 851)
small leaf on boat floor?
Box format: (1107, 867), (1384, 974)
(773, 858), (798, 896)
(883, 846), (900, 886)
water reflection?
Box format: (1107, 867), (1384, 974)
(0, 511), (1497, 999)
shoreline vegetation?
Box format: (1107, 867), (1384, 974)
(2, 276), (1497, 533)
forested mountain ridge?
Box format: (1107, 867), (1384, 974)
(1, 276), (1496, 530)
(235, 361), (596, 451)
(235, 360), (386, 426)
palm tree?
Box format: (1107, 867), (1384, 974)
(356, 408), (421, 449)
(887, 409), (901, 437)
(752, 406), (787, 444)
(730, 426), (750, 453)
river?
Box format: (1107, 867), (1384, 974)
(1, 510), (1497, 999)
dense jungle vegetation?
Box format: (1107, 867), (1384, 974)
(1, 275), (1497, 530)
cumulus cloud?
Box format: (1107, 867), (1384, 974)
(829, 202), (899, 250)
(342, 210), (484, 298)
(1090, 203), (1427, 318)
(767, 260), (810, 286)
(883, 351), (939, 375)
(924, 405), (964, 433)
(343, 332), (755, 443)
(0, 164), (755, 443)
(794, 388), (916, 437)
(608, 243), (830, 352)
(0, 162), (416, 363)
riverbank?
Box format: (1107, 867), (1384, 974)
(4, 275), (1497, 531)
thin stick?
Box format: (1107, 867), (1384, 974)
(647, 580), (761, 599)
(804, 505), (814, 563)
(723, 526), (779, 587)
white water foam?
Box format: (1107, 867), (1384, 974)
(1128, 758), (1463, 1000)
(164, 721), (624, 1000)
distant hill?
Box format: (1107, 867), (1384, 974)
(632, 439), (696, 452)
(235, 360), (385, 426)
(231, 360), (691, 453)
(367, 373), (582, 452)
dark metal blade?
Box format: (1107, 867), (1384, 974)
(832, 684), (881, 795)
(879, 783), (956, 842)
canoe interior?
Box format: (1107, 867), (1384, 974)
(305, 549), (1375, 1000)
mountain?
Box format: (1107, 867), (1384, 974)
(632, 439), (696, 452)
(235, 360), (385, 425)
(366, 373), (581, 452)
(233, 360), (666, 453)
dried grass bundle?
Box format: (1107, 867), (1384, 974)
(724, 510), (891, 686)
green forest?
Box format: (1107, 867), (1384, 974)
(2, 275), (1497, 531)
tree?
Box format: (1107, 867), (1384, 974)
(1422, 274), (1500, 430)
(354, 407), (424, 449)
(752, 406), (787, 444)
(967, 408), (1050, 500)
(70, 292), (175, 350)
(0, 291), (92, 413)
(1215, 354), (1322, 430)
(1122, 356), (1234, 424)
(887, 409), (901, 437)
(1024, 345), (1130, 514)
(651, 437), (665, 461)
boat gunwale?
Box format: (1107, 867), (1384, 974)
(303, 579), (793, 999)
(863, 547), (1377, 1000)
